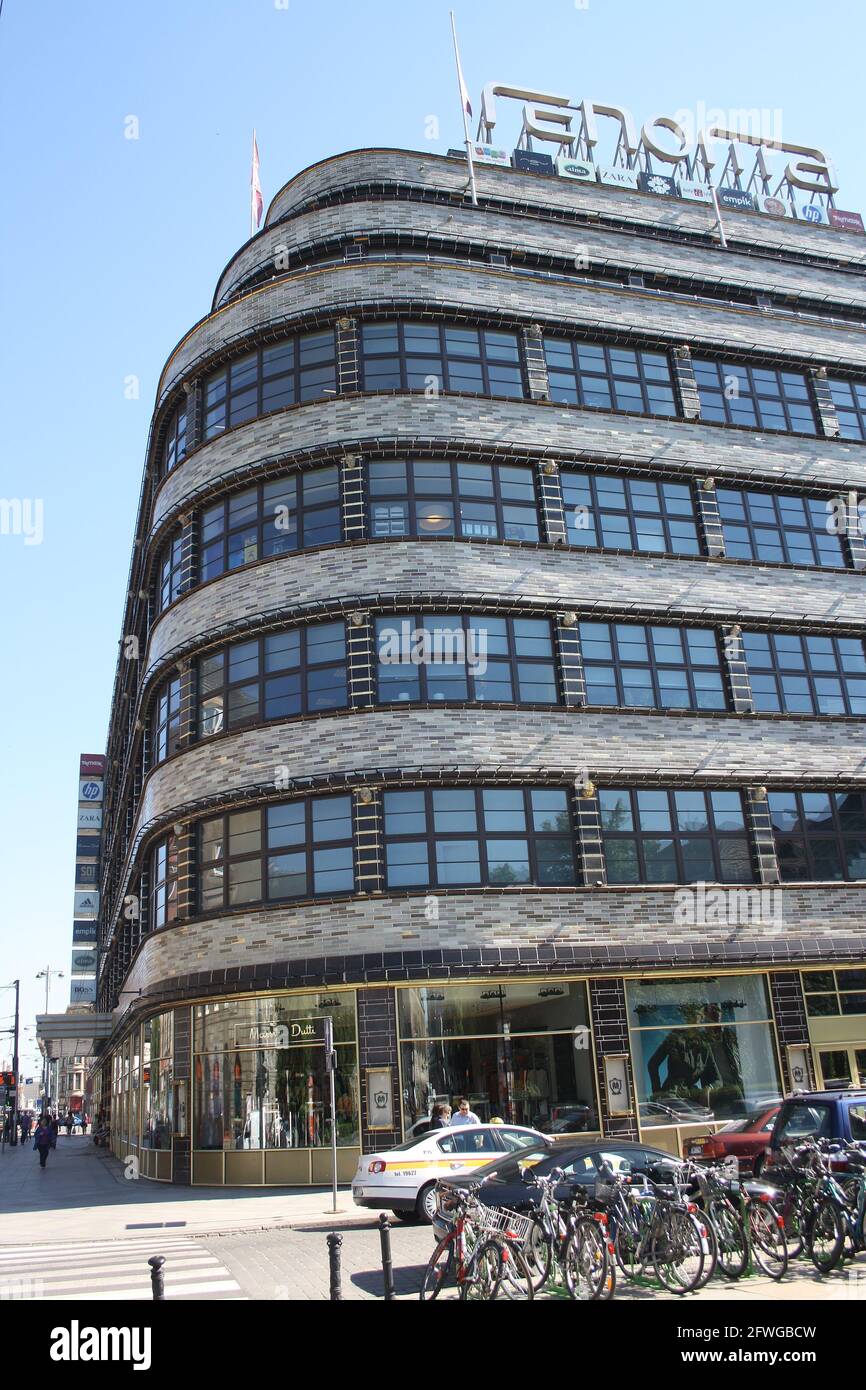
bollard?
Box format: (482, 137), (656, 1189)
(148, 1255), (166, 1301)
(378, 1212), (395, 1301)
(327, 1231), (343, 1301)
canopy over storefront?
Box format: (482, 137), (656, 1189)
(36, 1012), (113, 1062)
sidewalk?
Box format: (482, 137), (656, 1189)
(0, 1133), (373, 1245)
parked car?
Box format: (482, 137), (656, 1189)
(537, 1105), (595, 1135)
(767, 1089), (866, 1168)
(432, 1137), (682, 1240)
(639, 1098), (714, 1124)
(683, 1104), (780, 1173)
(352, 1123), (547, 1223)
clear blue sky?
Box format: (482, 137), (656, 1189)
(0, 0), (862, 1065)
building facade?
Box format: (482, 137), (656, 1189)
(94, 147), (866, 1187)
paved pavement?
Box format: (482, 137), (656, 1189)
(2, 1133), (865, 1302)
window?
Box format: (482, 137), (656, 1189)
(375, 614), (558, 705)
(203, 330), (337, 441)
(162, 403), (188, 474)
(157, 531), (187, 612)
(151, 834), (179, 930)
(198, 795), (355, 911)
(544, 339), (677, 417)
(368, 458), (539, 542)
(200, 467), (341, 582)
(154, 673), (183, 763)
(827, 378), (866, 441)
(382, 786), (578, 891)
(693, 359), (817, 434)
(197, 622), (348, 737)
(580, 622), (726, 711)
(802, 969), (866, 1018)
(599, 788), (754, 884)
(360, 322), (524, 399)
(716, 486), (846, 568)
(743, 632), (866, 715)
(768, 791), (866, 882)
(560, 470), (699, 555)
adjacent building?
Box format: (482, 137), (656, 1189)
(93, 142), (866, 1185)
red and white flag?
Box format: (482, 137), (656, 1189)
(250, 130), (263, 235)
(453, 26), (472, 117)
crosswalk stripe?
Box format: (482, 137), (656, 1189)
(0, 1244), (201, 1268)
(43, 1280), (243, 1301)
(18, 1260), (224, 1288)
(0, 1241), (196, 1257)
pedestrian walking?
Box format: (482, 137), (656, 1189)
(49, 1116), (59, 1149)
(33, 1120), (52, 1168)
(449, 1098), (481, 1126)
(20, 1112), (32, 1143)
(65, 1111), (74, 1137)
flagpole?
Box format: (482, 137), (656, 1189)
(710, 183), (728, 250)
(250, 128), (257, 240)
(449, 11), (478, 207)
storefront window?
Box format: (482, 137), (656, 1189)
(141, 1013), (174, 1149)
(398, 981), (597, 1133)
(627, 975), (781, 1126)
(193, 993), (358, 1151)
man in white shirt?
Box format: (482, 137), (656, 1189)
(450, 1098), (481, 1126)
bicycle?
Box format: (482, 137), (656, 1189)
(679, 1159), (788, 1281)
(521, 1170), (615, 1300)
(801, 1140), (866, 1273)
(597, 1163), (706, 1294)
(419, 1183), (534, 1301)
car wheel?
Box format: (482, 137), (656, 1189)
(393, 1208), (421, 1224)
(417, 1183), (438, 1224)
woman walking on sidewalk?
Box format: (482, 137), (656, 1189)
(33, 1120), (52, 1168)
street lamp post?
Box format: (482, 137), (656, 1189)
(36, 967), (64, 1115)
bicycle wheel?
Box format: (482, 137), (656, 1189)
(782, 1192), (807, 1261)
(807, 1199), (846, 1274)
(709, 1198), (748, 1280)
(651, 1209), (705, 1294)
(460, 1238), (504, 1301)
(494, 1243), (535, 1302)
(614, 1217), (646, 1281)
(749, 1202), (788, 1281)
(565, 1217), (614, 1301)
(692, 1211), (718, 1290)
(419, 1233), (457, 1301)
(523, 1216), (553, 1292)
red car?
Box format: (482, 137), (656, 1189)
(683, 1105), (780, 1174)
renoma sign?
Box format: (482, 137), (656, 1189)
(475, 83), (840, 207)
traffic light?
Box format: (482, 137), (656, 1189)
(0, 1071), (16, 1090)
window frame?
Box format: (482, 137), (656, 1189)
(199, 466), (342, 583)
(374, 613), (560, 707)
(827, 378), (866, 442)
(544, 337), (678, 419)
(599, 787), (755, 885)
(693, 359), (818, 436)
(162, 402), (188, 475)
(768, 790), (866, 883)
(560, 468), (700, 557)
(151, 833), (179, 931)
(202, 329), (338, 442)
(742, 631), (866, 716)
(367, 457), (541, 543)
(154, 672), (183, 764)
(579, 620), (727, 712)
(157, 532), (187, 613)
(715, 485), (849, 569)
(359, 321), (526, 400)
(381, 785), (580, 892)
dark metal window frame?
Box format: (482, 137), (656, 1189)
(151, 833), (179, 931)
(162, 402), (188, 475)
(801, 967), (866, 1018)
(374, 612), (560, 707)
(199, 466), (342, 583)
(367, 457), (541, 542)
(693, 358), (818, 435)
(157, 532), (186, 612)
(359, 320), (526, 399)
(599, 787), (755, 884)
(197, 794), (356, 913)
(580, 621), (728, 712)
(768, 790), (866, 883)
(544, 337), (678, 418)
(203, 328), (338, 441)
(827, 377), (866, 442)
(743, 631), (866, 716)
(154, 672), (183, 764)
(560, 468), (701, 556)
(197, 620), (349, 738)
(381, 785), (580, 891)
(716, 484), (850, 569)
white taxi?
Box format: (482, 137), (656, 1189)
(352, 1124), (546, 1223)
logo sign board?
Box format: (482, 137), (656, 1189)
(78, 778), (104, 803)
(829, 208), (865, 234)
(71, 949), (97, 974)
(471, 143), (510, 166)
(73, 891), (99, 918)
(756, 194), (791, 218)
(77, 807), (102, 830)
(555, 154), (596, 182)
(75, 862), (98, 886)
(76, 834), (101, 860)
(234, 1018), (331, 1049)
(677, 179), (713, 204)
(797, 201), (829, 225)
(73, 921), (98, 944)
(717, 187), (756, 212)
(79, 755), (105, 777)
(71, 978), (97, 1004)
(512, 148), (554, 175)
(598, 166), (639, 190)
(639, 172), (676, 197)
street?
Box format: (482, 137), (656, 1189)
(1, 1133), (864, 1302)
